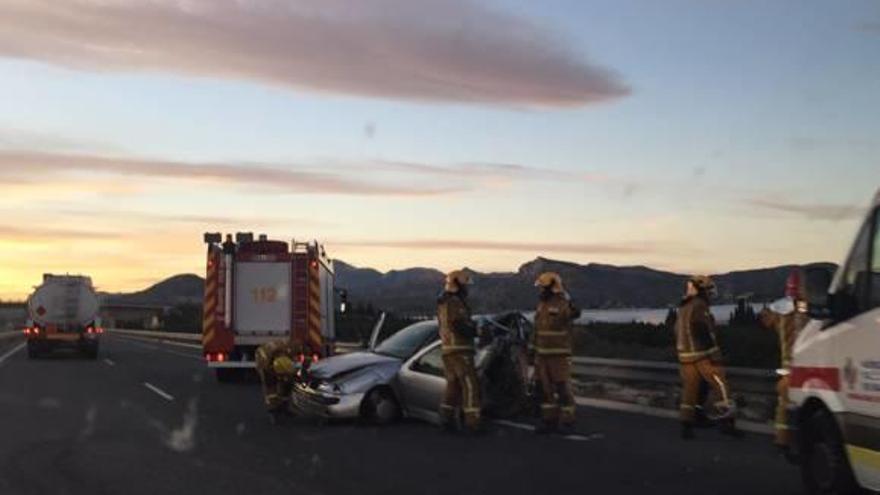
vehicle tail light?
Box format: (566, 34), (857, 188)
(297, 353), (305, 364)
(23, 328), (30, 335)
(206, 352), (228, 362)
(312, 353), (320, 363)
(86, 327), (94, 334)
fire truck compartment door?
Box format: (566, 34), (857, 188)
(234, 262), (292, 334)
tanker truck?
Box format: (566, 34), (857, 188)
(25, 274), (103, 359)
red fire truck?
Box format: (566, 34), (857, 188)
(201, 233), (337, 382)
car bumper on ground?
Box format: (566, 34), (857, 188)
(291, 383), (365, 419)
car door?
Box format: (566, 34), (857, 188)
(827, 206), (880, 489)
(397, 342), (446, 422)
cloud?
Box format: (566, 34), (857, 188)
(0, 224), (121, 241)
(0, 150), (462, 196)
(54, 208), (329, 228)
(332, 239), (660, 255)
(0, 0), (628, 107)
(746, 198), (865, 221)
(856, 21), (880, 34)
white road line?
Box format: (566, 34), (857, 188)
(0, 342), (26, 366)
(104, 358), (116, 366)
(113, 336), (203, 360)
(492, 419), (602, 442)
(493, 419), (535, 432)
(144, 382), (175, 402)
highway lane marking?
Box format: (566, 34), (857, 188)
(144, 382), (175, 402)
(0, 342), (26, 366)
(104, 358), (116, 366)
(492, 419), (601, 442)
(112, 336), (203, 361)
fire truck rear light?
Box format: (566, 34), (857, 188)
(217, 353), (226, 362)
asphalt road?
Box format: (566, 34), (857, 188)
(0, 335), (804, 495)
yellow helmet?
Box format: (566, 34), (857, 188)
(444, 269), (473, 293)
(689, 275), (717, 296)
(272, 355), (296, 376)
(535, 272), (564, 293)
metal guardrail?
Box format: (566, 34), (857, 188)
(108, 329), (366, 354)
(108, 329), (777, 394)
(572, 356), (778, 396)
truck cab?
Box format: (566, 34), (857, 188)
(789, 189), (880, 494)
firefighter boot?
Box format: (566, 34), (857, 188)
(719, 418), (746, 439)
(439, 405), (458, 434)
(681, 423), (695, 440)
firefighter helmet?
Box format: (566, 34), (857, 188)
(272, 355), (295, 376)
(689, 275), (717, 297)
(444, 270), (473, 293)
(535, 272), (565, 293)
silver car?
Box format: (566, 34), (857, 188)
(291, 313), (532, 425)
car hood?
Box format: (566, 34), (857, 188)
(309, 351), (401, 380)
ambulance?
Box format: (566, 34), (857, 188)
(789, 188), (880, 494)
(201, 233), (337, 382)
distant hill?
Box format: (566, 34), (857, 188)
(102, 260), (837, 314)
(101, 274), (204, 307)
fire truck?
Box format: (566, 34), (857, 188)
(789, 188), (880, 494)
(201, 233), (337, 382)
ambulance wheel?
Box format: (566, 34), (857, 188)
(800, 409), (858, 495)
(361, 387), (400, 425)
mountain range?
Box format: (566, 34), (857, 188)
(101, 258), (836, 315)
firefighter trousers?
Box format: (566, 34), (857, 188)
(257, 369), (292, 412)
(535, 355), (576, 426)
(441, 353), (481, 430)
(679, 358), (732, 424)
(774, 375), (790, 446)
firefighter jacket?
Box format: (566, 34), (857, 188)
(675, 295), (721, 363)
(533, 292), (580, 357)
(437, 291), (476, 355)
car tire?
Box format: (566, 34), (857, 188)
(27, 344), (38, 359)
(800, 409), (859, 495)
(361, 387), (400, 425)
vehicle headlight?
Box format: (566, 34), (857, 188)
(316, 381), (342, 395)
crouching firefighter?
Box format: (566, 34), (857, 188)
(255, 340), (300, 423)
(532, 272), (581, 435)
(437, 270), (482, 434)
(758, 268), (810, 449)
(676, 275), (743, 439)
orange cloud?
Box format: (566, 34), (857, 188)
(0, 0), (628, 107)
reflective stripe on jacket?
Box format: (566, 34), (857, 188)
(437, 292), (475, 355)
(533, 293), (579, 356)
(675, 296), (720, 363)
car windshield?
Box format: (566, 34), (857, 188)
(374, 321), (438, 359)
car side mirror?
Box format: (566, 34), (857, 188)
(804, 266), (833, 319)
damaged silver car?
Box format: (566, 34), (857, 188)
(291, 312), (532, 424)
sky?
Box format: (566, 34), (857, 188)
(0, 0), (878, 299)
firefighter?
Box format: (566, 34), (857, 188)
(255, 340), (300, 423)
(676, 275), (743, 439)
(437, 269), (481, 433)
(758, 268), (810, 448)
(532, 272), (581, 434)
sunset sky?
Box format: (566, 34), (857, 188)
(0, 0), (878, 299)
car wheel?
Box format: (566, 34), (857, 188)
(361, 387), (400, 425)
(800, 409), (859, 495)
(27, 343), (38, 359)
